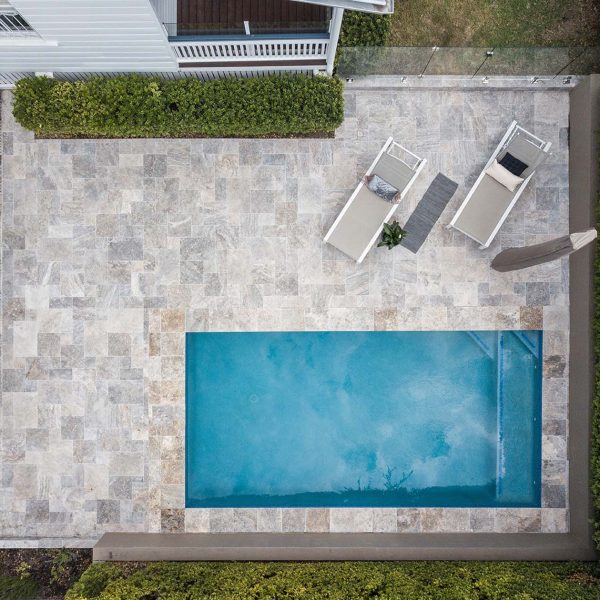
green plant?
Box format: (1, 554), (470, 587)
(340, 11), (391, 47)
(14, 563), (30, 581)
(378, 220), (407, 250)
(66, 561), (600, 599)
(13, 75), (345, 139)
(50, 549), (75, 589)
(0, 575), (39, 600)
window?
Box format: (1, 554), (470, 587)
(0, 8), (35, 36)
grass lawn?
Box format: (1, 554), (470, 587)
(389, 0), (599, 46)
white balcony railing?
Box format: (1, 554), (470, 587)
(171, 37), (329, 65)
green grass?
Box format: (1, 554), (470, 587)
(0, 575), (39, 600)
(389, 0), (599, 47)
(65, 561), (600, 600)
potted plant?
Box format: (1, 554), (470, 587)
(378, 221), (407, 250)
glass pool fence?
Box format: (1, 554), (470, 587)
(337, 46), (600, 79)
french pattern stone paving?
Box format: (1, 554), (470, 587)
(0, 85), (570, 545)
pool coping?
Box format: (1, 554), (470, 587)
(92, 76), (599, 562)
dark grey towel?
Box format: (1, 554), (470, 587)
(400, 173), (458, 254)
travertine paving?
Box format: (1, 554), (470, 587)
(0, 85), (570, 545)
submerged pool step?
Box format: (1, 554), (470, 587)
(496, 333), (506, 498)
(511, 331), (539, 357)
(495, 331), (541, 504)
(465, 331), (495, 359)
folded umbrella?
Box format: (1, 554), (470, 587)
(491, 228), (597, 272)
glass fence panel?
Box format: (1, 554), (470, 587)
(483, 47), (572, 76)
(422, 47), (489, 76)
(337, 47), (433, 76)
(565, 47), (600, 75)
(337, 46), (600, 78)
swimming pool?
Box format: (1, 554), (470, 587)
(186, 331), (542, 508)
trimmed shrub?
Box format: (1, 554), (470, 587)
(340, 11), (391, 47)
(65, 563), (122, 600)
(13, 75), (345, 138)
(66, 561), (600, 600)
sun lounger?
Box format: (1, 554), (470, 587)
(324, 137), (426, 262)
(447, 121), (552, 248)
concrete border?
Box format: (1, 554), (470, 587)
(93, 532), (593, 561)
(92, 76), (600, 562)
(343, 75), (582, 91)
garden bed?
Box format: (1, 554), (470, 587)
(0, 549), (92, 600)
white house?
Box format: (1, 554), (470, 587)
(0, 0), (393, 86)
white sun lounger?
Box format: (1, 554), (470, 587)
(447, 120), (552, 249)
(324, 137), (426, 263)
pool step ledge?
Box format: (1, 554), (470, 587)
(93, 532), (597, 562)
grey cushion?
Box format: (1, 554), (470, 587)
(372, 152), (414, 192)
(453, 174), (514, 245)
(366, 174), (398, 203)
(327, 186), (393, 261)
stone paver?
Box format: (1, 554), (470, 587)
(0, 85), (570, 544)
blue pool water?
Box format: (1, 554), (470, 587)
(186, 331), (542, 508)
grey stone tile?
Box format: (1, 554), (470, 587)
(61, 416), (84, 440)
(108, 333), (131, 356)
(526, 282), (551, 305)
(306, 509), (330, 532)
(108, 239), (143, 261)
(161, 508), (184, 533)
(542, 484), (566, 508)
(26, 499), (49, 523)
(397, 509), (421, 533)
(144, 154), (167, 177)
(210, 509), (257, 533)
(282, 508), (305, 532)
(257, 509), (283, 532)
(73, 155), (96, 178)
(96, 500), (120, 524)
(180, 261), (204, 284)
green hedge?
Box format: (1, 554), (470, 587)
(340, 11), (391, 47)
(12, 75), (344, 138)
(66, 561), (600, 599)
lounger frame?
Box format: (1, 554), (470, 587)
(324, 137), (426, 263)
(447, 120), (552, 249)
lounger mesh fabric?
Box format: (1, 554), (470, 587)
(326, 187), (392, 261)
(372, 153), (414, 191)
(453, 175), (514, 244)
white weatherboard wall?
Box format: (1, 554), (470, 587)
(0, 0), (177, 72)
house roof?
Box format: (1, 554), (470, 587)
(292, 0), (394, 14)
